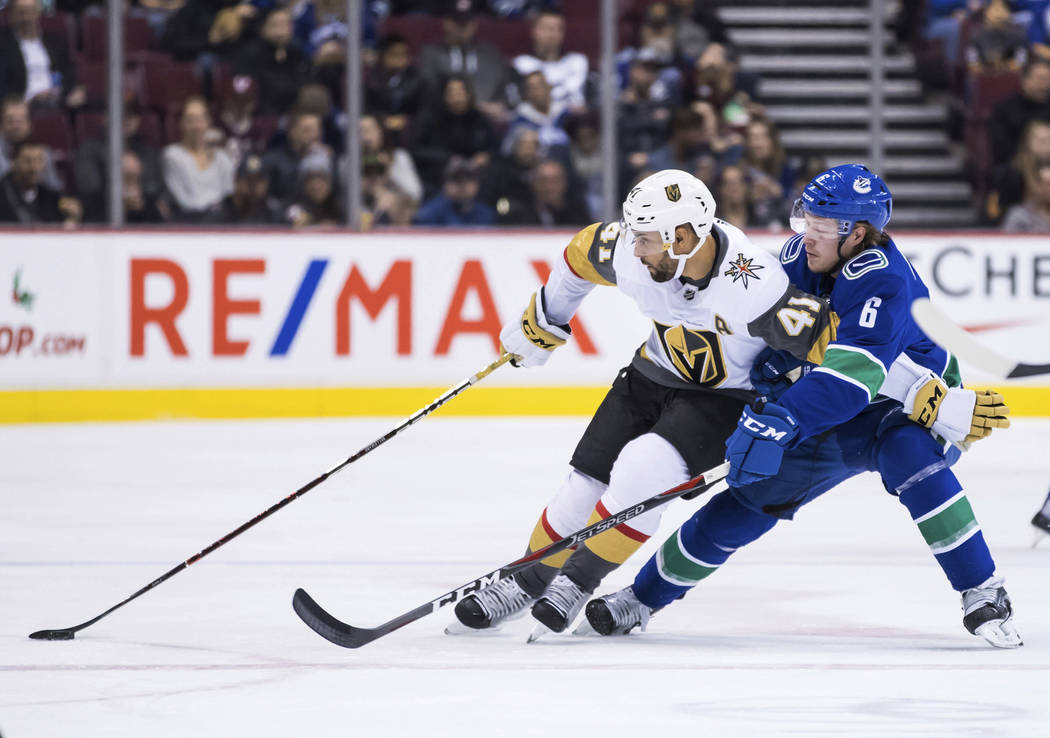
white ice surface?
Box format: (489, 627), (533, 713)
(2, 417), (1049, 738)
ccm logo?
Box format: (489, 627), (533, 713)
(741, 416), (790, 441)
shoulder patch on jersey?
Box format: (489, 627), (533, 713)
(779, 234), (805, 265)
(841, 249), (889, 281)
(723, 252), (765, 288)
(564, 222), (616, 286)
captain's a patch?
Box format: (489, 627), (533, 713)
(724, 253), (765, 288)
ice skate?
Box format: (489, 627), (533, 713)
(961, 576), (1023, 649)
(528, 573), (591, 639)
(451, 577), (535, 631)
(584, 586), (651, 636)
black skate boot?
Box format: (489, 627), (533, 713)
(452, 577), (535, 631)
(528, 573), (590, 641)
(961, 576), (1022, 648)
(585, 586), (652, 636)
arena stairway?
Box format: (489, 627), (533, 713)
(718, 0), (976, 228)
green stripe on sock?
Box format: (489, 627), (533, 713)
(917, 496), (980, 552)
(657, 532), (718, 587)
(821, 347), (886, 399)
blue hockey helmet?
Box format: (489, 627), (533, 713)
(791, 164), (892, 237)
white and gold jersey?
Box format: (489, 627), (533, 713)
(541, 220), (836, 393)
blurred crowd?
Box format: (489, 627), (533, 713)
(0, 0), (820, 230)
(3, 0), (1048, 232)
(907, 0), (1050, 231)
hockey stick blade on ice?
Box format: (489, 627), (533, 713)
(292, 461), (730, 649)
(911, 298), (1050, 379)
(28, 354), (512, 642)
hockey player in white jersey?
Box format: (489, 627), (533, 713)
(451, 169), (840, 639)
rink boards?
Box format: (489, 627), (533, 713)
(2, 229), (1048, 422)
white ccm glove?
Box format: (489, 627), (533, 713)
(499, 288), (571, 368)
(903, 373), (1010, 443)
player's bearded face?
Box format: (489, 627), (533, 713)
(633, 230), (679, 282)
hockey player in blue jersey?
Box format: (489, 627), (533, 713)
(583, 164), (1021, 648)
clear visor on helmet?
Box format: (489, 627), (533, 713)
(789, 199), (849, 238)
(630, 229), (673, 257)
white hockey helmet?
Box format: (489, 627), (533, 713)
(622, 169), (717, 255)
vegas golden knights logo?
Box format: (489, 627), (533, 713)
(654, 322), (728, 386)
(664, 184), (681, 202)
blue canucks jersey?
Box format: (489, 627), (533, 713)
(775, 234), (960, 441)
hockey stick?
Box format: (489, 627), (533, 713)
(911, 298), (1050, 379)
(28, 353), (513, 642)
(292, 461), (731, 649)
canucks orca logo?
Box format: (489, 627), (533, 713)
(664, 184), (681, 202)
(724, 253), (764, 288)
(853, 177), (872, 194)
(654, 322), (728, 386)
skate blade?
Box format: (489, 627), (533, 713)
(444, 620), (504, 637)
(526, 622), (551, 644)
(572, 620), (597, 636)
(1032, 528), (1048, 549)
(974, 619), (1024, 649)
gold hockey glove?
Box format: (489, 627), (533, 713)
(498, 289), (571, 368)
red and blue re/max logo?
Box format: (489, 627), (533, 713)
(128, 258), (598, 358)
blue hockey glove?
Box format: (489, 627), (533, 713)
(749, 347), (804, 400)
(726, 401), (800, 488)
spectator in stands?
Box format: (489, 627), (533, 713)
(367, 177), (418, 226)
(1001, 160), (1050, 231)
(211, 153), (283, 224)
(987, 57), (1050, 163)
(619, 53), (674, 185)
(922, 0), (984, 80)
(742, 116), (795, 203)
(1030, 1), (1050, 62)
(505, 70), (571, 154)
(356, 113), (423, 204)
(715, 162), (781, 229)
(486, 0), (558, 19)
(646, 106), (712, 174)
(365, 34), (425, 145)
(163, 0), (258, 64)
(498, 157), (589, 226)
(413, 156), (495, 226)
(565, 112), (601, 221)
(410, 74), (498, 196)
(261, 109), (328, 203)
(0, 96), (62, 191)
(638, 3), (677, 65)
(513, 9), (588, 113)
(233, 7), (310, 116)
(713, 163), (752, 229)
(162, 96), (235, 220)
(285, 149), (343, 226)
(212, 74), (267, 168)
(122, 151), (168, 224)
(132, 0), (189, 45)
(0, 140), (81, 225)
(686, 42), (758, 122)
(965, 0), (1028, 72)
(988, 118), (1050, 220)
(0, 0), (86, 109)
(666, 0), (732, 63)
(777, 154), (827, 225)
(293, 0), (379, 65)
(418, 0), (512, 124)
(483, 124), (541, 214)
(74, 96), (166, 222)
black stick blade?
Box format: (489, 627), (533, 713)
(293, 588), (376, 649)
(29, 629), (76, 640)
